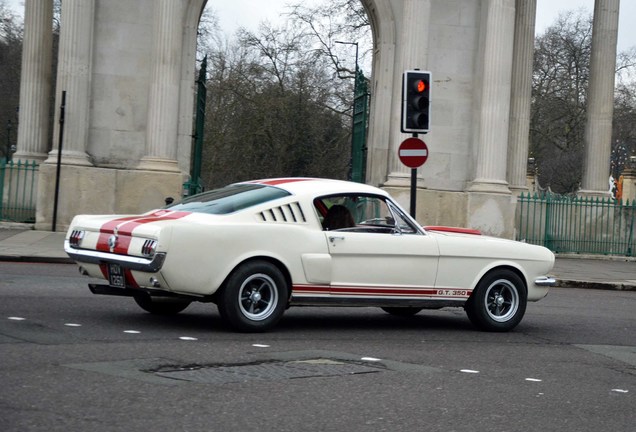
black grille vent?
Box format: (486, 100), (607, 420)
(259, 202), (307, 223)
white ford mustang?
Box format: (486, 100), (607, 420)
(65, 178), (555, 332)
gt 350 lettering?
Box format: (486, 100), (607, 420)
(437, 289), (468, 296)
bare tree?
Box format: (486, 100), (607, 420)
(531, 10), (636, 194)
(199, 21), (351, 189)
(0, 0), (22, 158)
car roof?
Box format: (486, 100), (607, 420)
(238, 178), (390, 199)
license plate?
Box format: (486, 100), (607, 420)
(108, 263), (126, 288)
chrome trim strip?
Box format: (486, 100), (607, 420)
(534, 276), (556, 287)
(64, 240), (166, 272)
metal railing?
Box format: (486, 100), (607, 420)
(0, 159), (39, 223)
(516, 192), (636, 256)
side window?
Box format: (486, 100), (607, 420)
(315, 195), (419, 234)
(387, 201), (418, 234)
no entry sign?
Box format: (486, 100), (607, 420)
(398, 137), (428, 168)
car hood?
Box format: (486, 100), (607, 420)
(426, 227), (554, 263)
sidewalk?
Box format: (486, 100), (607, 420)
(0, 228), (635, 291)
(0, 229), (71, 264)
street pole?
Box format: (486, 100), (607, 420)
(52, 91), (66, 232)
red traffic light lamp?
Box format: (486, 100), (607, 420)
(401, 70), (431, 134)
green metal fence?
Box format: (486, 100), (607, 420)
(516, 192), (636, 256)
(0, 159), (39, 223)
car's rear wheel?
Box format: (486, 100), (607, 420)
(465, 269), (527, 332)
(217, 260), (288, 332)
(133, 293), (191, 315)
(381, 307), (423, 317)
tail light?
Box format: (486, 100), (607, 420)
(141, 239), (158, 257)
(69, 230), (84, 248)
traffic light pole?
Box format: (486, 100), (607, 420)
(410, 133), (418, 218)
(400, 69), (431, 219)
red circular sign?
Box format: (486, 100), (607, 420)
(398, 137), (428, 168)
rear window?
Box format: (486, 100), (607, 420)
(168, 184), (290, 215)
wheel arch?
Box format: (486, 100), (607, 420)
(469, 264), (528, 301)
(219, 255), (293, 303)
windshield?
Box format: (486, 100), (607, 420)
(168, 184), (290, 215)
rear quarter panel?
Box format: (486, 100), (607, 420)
(159, 220), (328, 296)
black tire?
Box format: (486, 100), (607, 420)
(381, 307), (423, 317)
(133, 293), (191, 315)
(465, 269), (527, 332)
(217, 261), (289, 332)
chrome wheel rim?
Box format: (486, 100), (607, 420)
(238, 273), (278, 321)
(484, 279), (519, 322)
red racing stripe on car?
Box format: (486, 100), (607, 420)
(424, 226), (482, 235)
(111, 211), (190, 254)
(293, 284), (330, 294)
(293, 285), (472, 298)
(96, 211), (190, 253)
(96, 216), (143, 252)
(115, 210), (191, 236)
(250, 178), (316, 186)
(330, 286), (440, 296)
(124, 269), (139, 288)
(98, 263), (109, 279)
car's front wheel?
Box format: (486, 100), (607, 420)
(217, 260), (289, 332)
(465, 269), (527, 332)
(133, 293), (191, 315)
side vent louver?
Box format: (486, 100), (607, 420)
(259, 202), (307, 223)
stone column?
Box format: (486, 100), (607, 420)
(138, 0), (183, 172)
(14, 0), (53, 162)
(580, 0), (620, 196)
(46, 0), (94, 166)
(469, 0), (515, 195)
(385, 0), (431, 186)
(364, 0), (397, 188)
(621, 158), (636, 202)
(507, 0), (537, 194)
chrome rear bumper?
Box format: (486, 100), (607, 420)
(64, 240), (166, 272)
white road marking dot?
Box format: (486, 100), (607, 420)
(460, 369), (480, 374)
(361, 357), (382, 362)
(64, 323), (82, 327)
(123, 330), (140, 334)
(179, 337), (198, 341)
(8, 317), (26, 321)
(252, 344), (270, 348)
(525, 378), (542, 382)
(611, 389), (629, 393)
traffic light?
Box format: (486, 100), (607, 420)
(401, 70), (431, 134)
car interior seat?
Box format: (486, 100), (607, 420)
(322, 205), (355, 230)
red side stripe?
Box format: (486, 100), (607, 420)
(330, 286), (439, 296)
(293, 284), (472, 298)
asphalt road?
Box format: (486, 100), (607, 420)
(1, 262), (634, 432)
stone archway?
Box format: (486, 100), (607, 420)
(15, 0), (620, 237)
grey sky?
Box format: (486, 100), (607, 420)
(5, 0), (634, 52)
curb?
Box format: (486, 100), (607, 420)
(553, 279), (636, 291)
(0, 255), (74, 264)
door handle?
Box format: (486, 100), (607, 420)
(329, 236), (345, 244)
